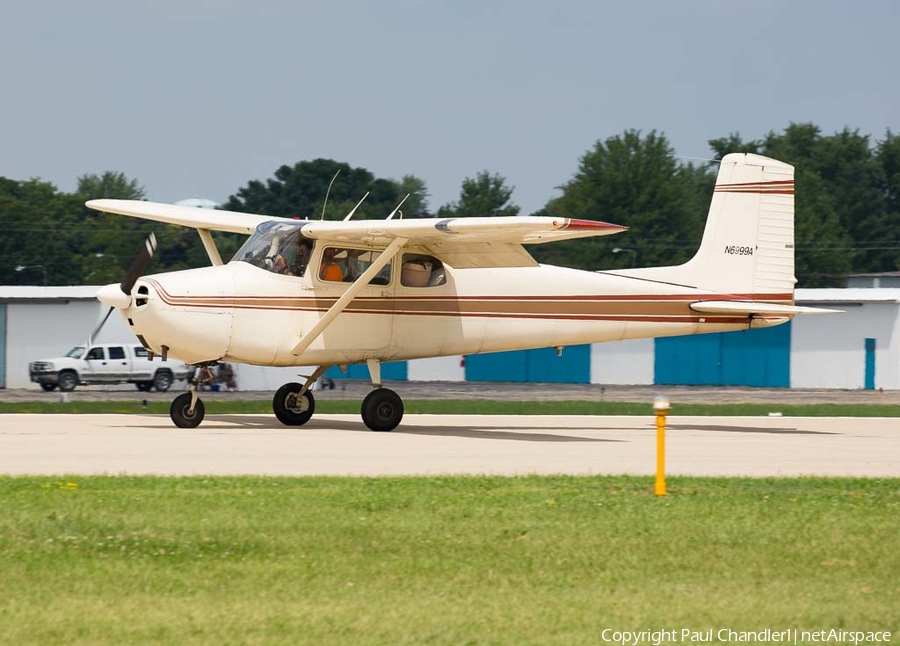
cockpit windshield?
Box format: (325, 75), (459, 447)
(232, 221), (313, 277)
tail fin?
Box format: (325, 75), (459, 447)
(626, 153), (795, 298)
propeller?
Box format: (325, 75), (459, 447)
(92, 232), (158, 344)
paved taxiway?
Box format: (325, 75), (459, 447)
(1, 413), (897, 477)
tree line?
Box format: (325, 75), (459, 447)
(1, 123), (897, 287)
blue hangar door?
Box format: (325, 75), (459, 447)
(654, 323), (791, 388)
(326, 361), (408, 382)
(465, 345), (591, 383)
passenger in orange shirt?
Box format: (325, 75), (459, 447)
(319, 247), (344, 281)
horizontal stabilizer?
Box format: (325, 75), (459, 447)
(690, 301), (842, 316)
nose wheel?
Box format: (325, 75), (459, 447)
(168, 364), (211, 428)
(170, 392), (205, 428)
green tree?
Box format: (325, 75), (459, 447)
(438, 171), (520, 217)
(77, 171), (146, 200)
(223, 159), (401, 221)
(534, 130), (707, 270)
(0, 178), (87, 285)
(393, 175), (430, 218)
(877, 130), (900, 220)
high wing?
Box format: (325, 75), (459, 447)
(86, 199), (291, 235)
(296, 215), (626, 245)
(85, 199), (627, 269)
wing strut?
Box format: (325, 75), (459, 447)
(197, 229), (224, 266)
(290, 236), (408, 356)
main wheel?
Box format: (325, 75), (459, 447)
(40, 382), (57, 392)
(153, 370), (173, 392)
(170, 392), (205, 428)
(273, 382), (315, 426)
(361, 388), (404, 432)
(57, 370), (78, 392)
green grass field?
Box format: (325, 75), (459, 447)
(3, 398), (900, 416)
(2, 476), (897, 645)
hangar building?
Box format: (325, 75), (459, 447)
(1, 286), (898, 392)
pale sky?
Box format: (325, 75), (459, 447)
(2, 0), (897, 216)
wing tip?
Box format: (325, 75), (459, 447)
(562, 218), (628, 233)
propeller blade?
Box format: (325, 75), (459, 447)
(88, 306), (115, 346)
(121, 232), (157, 296)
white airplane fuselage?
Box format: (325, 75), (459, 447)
(125, 258), (787, 368)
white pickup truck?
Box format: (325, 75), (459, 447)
(29, 343), (191, 392)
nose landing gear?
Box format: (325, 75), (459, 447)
(169, 365), (213, 428)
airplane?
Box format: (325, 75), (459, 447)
(87, 153), (834, 431)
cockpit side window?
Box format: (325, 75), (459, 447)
(232, 222), (311, 277)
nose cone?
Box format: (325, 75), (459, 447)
(97, 283), (131, 309)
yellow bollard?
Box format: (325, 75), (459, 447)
(653, 395), (670, 496)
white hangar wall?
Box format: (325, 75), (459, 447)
(589, 338), (654, 385)
(3, 287), (134, 389)
(792, 290), (900, 390)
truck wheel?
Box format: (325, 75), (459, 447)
(58, 370), (78, 392)
(40, 383), (57, 392)
(153, 370), (173, 392)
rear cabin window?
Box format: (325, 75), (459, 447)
(400, 254), (446, 287)
(134, 347), (149, 358)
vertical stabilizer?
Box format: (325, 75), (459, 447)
(624, 153), (795, 298)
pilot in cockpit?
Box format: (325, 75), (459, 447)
(290, 241), (312, 276)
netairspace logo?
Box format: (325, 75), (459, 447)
(599, 628), (892, 645)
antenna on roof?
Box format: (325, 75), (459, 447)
(385, 194), (410, 220)
(320, 169), (341, 220)
(343, 192), (369, 221)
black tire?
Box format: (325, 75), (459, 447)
(361, 388), (404, 432)
(136, 382), (152, 392)
(153, 370), (173, 392)
(170, 392), (205, 428)
(273, 382), (315, 426)
(57, 370), (78, 392)
(40, 382), (57, 392)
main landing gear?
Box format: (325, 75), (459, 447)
(167, 360), (404, 432)
(271, 360), (404, 432)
